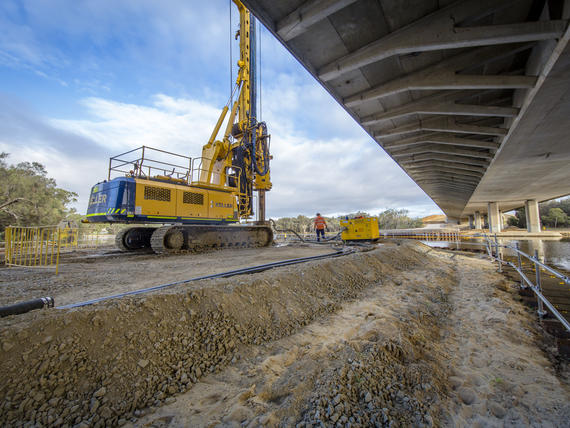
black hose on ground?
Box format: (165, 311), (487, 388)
(269, 219), (307, 242)
(57, 249), (351, 309)
(0, 297), (54, 318)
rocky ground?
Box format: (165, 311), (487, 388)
(0, 241), (569, 427)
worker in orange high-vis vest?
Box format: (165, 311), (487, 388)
(314, 213), (328, 242)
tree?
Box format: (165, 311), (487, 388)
(508, 208), (526, 228)
(0, 153), (77, 234)
(377, 209), (423, 229)
(542, 207), (568, 228)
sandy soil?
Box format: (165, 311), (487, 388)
(131, 248), (570, 427)
(0, 244), (336, 307)
(1, 242), (568, 427)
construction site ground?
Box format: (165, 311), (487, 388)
(1, 241), (569, 427)
(0, 244), (335, 307)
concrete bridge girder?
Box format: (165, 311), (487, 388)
(346, 42), (540, 108)
(318, 0), (566, 81)
(422, 186), (476, 196)
(363, 98), (520, 125)
(376, 117), (508, 138)
(391, 144), (494, 160)
(382, 133), (501, 150)
(408, 165), (484, 178)
(400, 153), (490, 167)
(276, 0), (359, 41)
(416, 178), (480, 187)
(406, 160), (486, 173)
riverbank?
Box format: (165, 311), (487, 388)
(1, 242), (568, 426)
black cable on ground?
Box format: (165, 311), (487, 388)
(57, 249), (352, 310)
(269, 219), (307, 242)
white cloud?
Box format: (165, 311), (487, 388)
(48, 89), (436, 218)
(51, 95), (221, 154)
(0, 0), (440, 220)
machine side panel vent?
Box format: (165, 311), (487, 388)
(183, 192), (204, 205)
(144, 186), (171, 202)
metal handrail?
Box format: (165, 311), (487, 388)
(503, 245), (570, 285)
(484, 235), (570, 332)
(108, 146), (192, 182)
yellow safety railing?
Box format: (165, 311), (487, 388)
(4, 225), (116, 274)
(4, 226), (62, 274)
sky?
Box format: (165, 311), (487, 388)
(0, 0), (441, 219)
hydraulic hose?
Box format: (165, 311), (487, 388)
(0, 297), (54, 318)
(251, 122), (270, 176)
(269, 219), (307, 242)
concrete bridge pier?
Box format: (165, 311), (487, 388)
(525, 199), (542, 233)
(488, 202), (502, 234)
(474, 211), (482, 229)
(468, 215), (474, 229)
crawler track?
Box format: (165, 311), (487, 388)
(118, 225), (274, 254)
(115, 227), (155, 251)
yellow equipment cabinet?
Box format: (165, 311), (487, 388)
(340, 217), (380, 241)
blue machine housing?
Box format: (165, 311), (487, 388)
(86, 177), (135, 223)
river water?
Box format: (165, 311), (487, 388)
(422, 237), (570, 271)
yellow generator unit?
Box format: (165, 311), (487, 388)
(340, 216), (380, 241)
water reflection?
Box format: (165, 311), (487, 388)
(421, 238), (570, 271)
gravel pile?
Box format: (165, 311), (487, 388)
(297, 286), (452, 428)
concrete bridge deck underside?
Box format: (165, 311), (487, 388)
(242, 0), (570, 219)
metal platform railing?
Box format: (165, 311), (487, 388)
(108, 146), (246, 193)
(108, 146), (192, 183)
(485, 234), (570, 332)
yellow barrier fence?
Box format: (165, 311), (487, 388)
(5, 226), (62, 274)
(3, 225), (117, 274)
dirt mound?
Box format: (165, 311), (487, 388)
(132, 246), (570, 428)
(0, 242), (424, 426)
(2, 241), (569, 427)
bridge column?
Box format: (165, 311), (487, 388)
(487, 202), (502, 233)
(474, 211), (482, 229)
(468, 215), (474, 229)
(525, 199), (541, 233)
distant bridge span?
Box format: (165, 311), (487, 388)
(242, 0), (570, 232)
